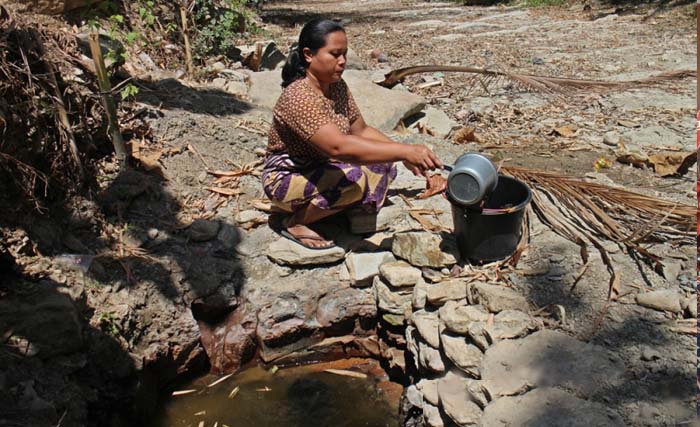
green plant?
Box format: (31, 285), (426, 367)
(193, 0), (259, 59)
(138, 0), (156, 26)
(99, 312), (121, 337)
(120, 83), (140, 100)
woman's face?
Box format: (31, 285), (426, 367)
(303, 31), (348, 84)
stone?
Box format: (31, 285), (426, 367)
(417, 378), (440, 406)
(374, 277), (412, 315)
(481, 388), (625, 427)
(235, 209), (265, 224)
(380, 260), (422, 287)
(440, 333), (482, 378)
(640, 345), (662, 361)
(217, 224), (241, 251)
(392, 232), (459, 268)
(603, 131), (621, 146)
(224, 81), (248, 97)
(426, 280), (468, 306)
(147, 228), (159, 240)
(383, 313), (406, 326)
(466, 322), (491, 352)
(423, 402), (444, 427)
(407, 19), (446, 27)
(422, 268), (444, 283)
(349, 204), (402, 234)
(247, 70), (425, 132)
(189, 219), (220, 242)
(439, 301), (489, 335)
(346, 252), (396, 286)
(433, 34), (467, 42)
(438, 370), (483, 426)
(259, 42), (287, 71)
(405, 385), (424, 408)
(412, 278), (428, 309)
(473, 282), (528, 313)
(407, 106), (458, 138)
(266, 238), (346, 266)
(635, 289), (682, 313)
(418, 339), (445, 373)
(687, 297), (697, 318)
(485, 310), (535, 342)
(412, 310), (441, 349)
(315, 286), (377, 328)
(345, 48), (366, 70)
(481, 330), (625, 398)
(199, 305), (257, 373)
(0, 288), (83, 359)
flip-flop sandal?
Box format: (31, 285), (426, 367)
(279, 228), (337, 250)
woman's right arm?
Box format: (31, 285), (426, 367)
(309, 122), (443, 172)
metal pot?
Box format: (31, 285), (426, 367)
(445, 153), (498, 206)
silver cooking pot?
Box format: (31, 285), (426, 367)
(444, 153), (498, 206)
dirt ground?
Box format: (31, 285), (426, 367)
(0, 0), (696, 426)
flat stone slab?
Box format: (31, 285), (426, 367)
(473, 282), (529, 313)
(380, 260), (422, 288)
(345, 251), (396, 286)
(440, 332), (483, 378)
(392, 232), (459, 268)
(426, 280), (468, 306)
(438, 370), (483, 425)
(374, 277), (412, 315)
(481, 388), (625, 427)
(481, 330), (625, 398)
(635, 289), (683, 313)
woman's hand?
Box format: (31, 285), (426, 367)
(402, 145), (443, 174)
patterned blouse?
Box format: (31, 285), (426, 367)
(267, 77), (362, 162)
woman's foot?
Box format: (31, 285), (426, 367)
(284, 223), (335, 249)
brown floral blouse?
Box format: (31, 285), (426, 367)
(267, 77), (362, 161)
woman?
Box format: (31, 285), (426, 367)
(262, 19), (443, 249)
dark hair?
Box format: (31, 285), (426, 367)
(281, 19), (345, 88)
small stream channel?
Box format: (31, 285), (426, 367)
(157, 361), (400, 427)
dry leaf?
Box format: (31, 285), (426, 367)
(453, 127), (481, 144)
(648, 151), (696, 177)
(409, 209), (443, 232)
(207, 187), (243, 196)
(551, 125), (578, 138)
(416, 173), (447, 199)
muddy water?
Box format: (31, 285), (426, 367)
(159, 363), (400, 427)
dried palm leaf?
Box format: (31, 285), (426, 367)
(501, 165), (694, 299)
(376, 65), (693, 95)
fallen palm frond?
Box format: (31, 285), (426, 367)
(376, 65), (693, 95)
(501, 166), (694, 300)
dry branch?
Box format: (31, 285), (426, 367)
(376, 65), (693, 95)
(501, 165), (695, 299)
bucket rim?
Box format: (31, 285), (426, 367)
(449, 175), (531, 215)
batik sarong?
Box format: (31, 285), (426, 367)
(262, 152), (397, 214)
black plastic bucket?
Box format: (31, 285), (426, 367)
(450, 175), (532, 264)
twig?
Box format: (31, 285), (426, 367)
(179, 3), (194, 78)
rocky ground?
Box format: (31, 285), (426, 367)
(0, 1), (697, 426)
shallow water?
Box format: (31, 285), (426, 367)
(159, 364), (399, 427)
